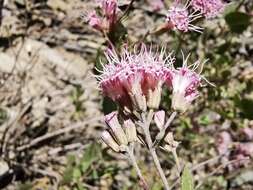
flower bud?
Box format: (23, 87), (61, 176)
(105, 112), (128, 145)
(147, 82), (162, 109)
(164, 132), (179, 148)
(101, 131), (120, 152)
(154, 110), (165, 130)
(130, 82), (147, 112)
(171, 92), (190, 113)
(84, 11), (103, 31)
(123, 119), (137, 143)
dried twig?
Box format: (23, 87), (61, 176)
(195, 157), (250, 189)
(1, 99), (33, 157)
(16, 116), (103, 152)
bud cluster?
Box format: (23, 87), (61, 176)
(101, 112), (138, 152)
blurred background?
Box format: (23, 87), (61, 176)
(0, 0), (252, 189)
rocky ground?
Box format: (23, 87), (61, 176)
(0, 0), (253, 190)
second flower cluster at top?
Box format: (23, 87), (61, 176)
(166, 0), (226, 32)
(96, 45), (205, 113)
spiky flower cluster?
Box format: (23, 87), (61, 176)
(166, 0), (226, 32)
(170, 55), (204, 112)
(191, 0), (225, 18)
(97, 46), (175, 111)
(96, 45), (204, 113)
(166, 1), (203, 32)
(83, 0), (118, 32)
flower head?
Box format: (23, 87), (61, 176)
(96, 45), (174, 111)
(83, 0), (119, 32)
(100, 0), (118, 24)
(191, 0), (225, 18)
(166, 1), (203, 32)
(167, 53), (208, 112)
(84, 11), (103, 31)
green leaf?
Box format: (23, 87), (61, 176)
(151, 182), (163, 190)
(0, 107), (8, 125)
(81, 143), (101, 173)
(235, 97), (253, 119)
(62, 155), (76, 184)
(73, 168), (82, 180)
(62, 166), (74, 184)
(225, 12), (251, 33)
(77, 181), (88, 190)
(108, 21), (127, 46)
(198, 115), (211, 126)
(181, 166), (194, 190)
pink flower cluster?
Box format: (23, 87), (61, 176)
(171, 66), (202, 112)
(191, 0), (225, 18)
(166, 2), (203, 33)
(166, 0), (226, 32)
(96, 45), (204, 112)
(84, 0), (118, 32)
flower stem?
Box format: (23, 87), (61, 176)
(126, 144), (149, 190)
(171, 148), (181, 176)
(150, 148), (170, 190)
(141, 111), (171, 190)
(154, 112), (177, 147)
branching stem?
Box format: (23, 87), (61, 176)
(140, 110), (171, 190)
(154, 111), (177, 147)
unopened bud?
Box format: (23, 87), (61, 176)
(123, 119), (137, 143)
(105, 112), (128, 145)
(171, 92), (190, 113)
(154, 110), (165, 130)
(101, 131), (120, 152)
(147, 82), (162, 109)
(164, 144), (173, 152)
(164, 132), (179, 148)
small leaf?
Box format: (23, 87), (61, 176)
(225, 12), (251, 33)
(181, 166), (194, 190)
(102, 97), (117, 114)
